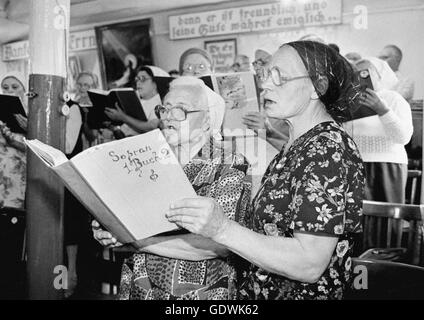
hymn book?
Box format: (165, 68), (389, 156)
(0, 94), (27, 134)
(201, 72), (260, 137)
(24, 129), (196, 243)
(87, 88), (147, 129)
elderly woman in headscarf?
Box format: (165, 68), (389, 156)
(344, 57), (413, 203)
(104, 65), (169, 136)
(179, 47), (226, 141)
(165, 41), (365, 300)
(0, 72), (27, 210)
(92, 76), (251, 300)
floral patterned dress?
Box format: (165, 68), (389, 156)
(0, 121), (26, 210)
(119, 141), (251, 300)
(238, 121), (364, 300)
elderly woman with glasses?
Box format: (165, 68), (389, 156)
(179, 48), (226, 140)
(92, 76), (251, 300)
(165, 41), (365, 300)
(104, 66), (168, 136)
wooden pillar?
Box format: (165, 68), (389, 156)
(26, 0), (70, 300)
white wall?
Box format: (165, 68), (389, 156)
(147, 0), (424, 99)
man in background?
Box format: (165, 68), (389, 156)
(379, 44), (415, 101)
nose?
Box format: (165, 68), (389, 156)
(261, 74), (273, 91)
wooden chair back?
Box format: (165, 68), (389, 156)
(362, 200), (424, 265)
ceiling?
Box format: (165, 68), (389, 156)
(6, 0), (236, 24)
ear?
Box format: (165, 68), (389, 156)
(315, 75), (329, 96)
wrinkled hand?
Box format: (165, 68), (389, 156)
(105, 103), (127, 122)
(359, 88), (389, 116)
(166, 197), (230, 240)
(242, 112), (266, 131)
(91, 220), (123, 248)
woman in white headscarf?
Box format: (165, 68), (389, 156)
(0, 72), (27, 209)
(344, 57), (413, 203)
(104, 65), (169, 136)
(179, 48), (226, 141)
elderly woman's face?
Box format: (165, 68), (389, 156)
(182, 54), (212, 77)
(161, 89), (207, 146)
(76, 74), (95, 96)
(2, 77), (25, 100)
(262, 46), (313, 120)
(136, 70), (157, 99)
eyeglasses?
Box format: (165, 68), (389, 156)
(135, 75), (152, 83)
(182, 63), (210, 74)
(257, 66), (310, 86)
(154, 104), (204, 121)
(252, 59), (267, 68)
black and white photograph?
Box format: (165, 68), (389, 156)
(0, 0), (423, 311)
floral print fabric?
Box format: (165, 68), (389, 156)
(119, 141), (251, 300)
(0, 122), (26, 209)
(238, 121), (364, 300)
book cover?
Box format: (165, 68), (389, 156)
(25, 129), (196, 243)
(87, 88), (147, 129)
(0, 94), (27, 134)
(347, 69), (377, 121)
(202, 72), (260, 137)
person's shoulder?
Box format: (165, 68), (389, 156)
(212, 139), (250, 173)
(306, 122), (360, 156)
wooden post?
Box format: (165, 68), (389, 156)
(26, 0), (70, 300)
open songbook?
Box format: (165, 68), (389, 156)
(87, 88), (147, 129)
(25, 129), (196, 243)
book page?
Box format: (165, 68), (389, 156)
(53, 161), (135, 243)
(25, 139), (69, 167)
(70, 129), (196, 241)
(212, 72), (259, 137)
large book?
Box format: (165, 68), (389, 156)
(201, 72), (260, 137)
(347, 69), (377, 121)
(0, 94), (27, 134)
(24, 129), (196, 243)
(87, 88), (147, 129)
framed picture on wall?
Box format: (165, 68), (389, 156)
(204, 38), (237, 73)
(95, 19), (154, 89)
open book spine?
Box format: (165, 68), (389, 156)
(53, 161), (136, 243)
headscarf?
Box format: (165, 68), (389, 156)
(284, 41), (361, 122)
(357, 57), (399, 91)
(254, 49), (272, 65)
(145, 65), (170, 77)
(1, 71), (28, 111)
(178, 48), (214, 75)
(1, 71), (27, 90)
(135, 65), (170, 99)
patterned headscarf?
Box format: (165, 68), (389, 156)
(284, 41), (361, 122)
